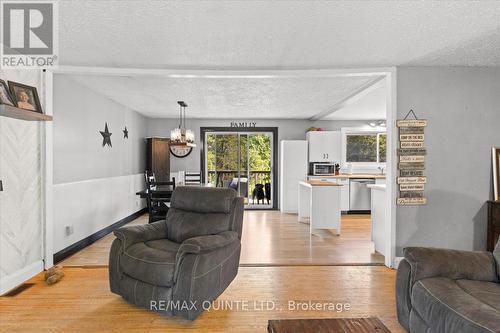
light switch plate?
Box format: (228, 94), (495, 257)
(65, 225), (74, 236)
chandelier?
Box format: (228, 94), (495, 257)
(170, 101), (195, 147)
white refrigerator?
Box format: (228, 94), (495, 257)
(280, 140), (308, 213)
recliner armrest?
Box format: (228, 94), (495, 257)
(404, 247), (498, 283)
(178, 231), (239, 254)
(114, 221), (167, 249)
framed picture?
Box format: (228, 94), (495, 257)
(8, 81), (43, 113)
(0, 79), (15, 106)
(493, 147), (500, 202)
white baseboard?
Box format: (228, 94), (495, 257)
(394, 256), (404, 269)
(0, 260), (44, 295)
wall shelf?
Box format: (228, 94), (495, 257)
(0, 104), (52, 121)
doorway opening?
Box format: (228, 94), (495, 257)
(200, 127), (278, 209)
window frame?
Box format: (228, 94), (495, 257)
(341, 127), (387, 168)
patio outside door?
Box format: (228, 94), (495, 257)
(205, 131), (273, 209)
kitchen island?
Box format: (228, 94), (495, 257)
(308, 173), (386, 211)
(298, 180), (343, 235)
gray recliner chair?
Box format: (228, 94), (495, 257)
(109, 186), (244, 320)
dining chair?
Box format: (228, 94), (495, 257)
(184, 172), (202, 186)
(146, 177), (176, 223)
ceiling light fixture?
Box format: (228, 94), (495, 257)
(170, 101), (196, 147)
(368, 120), (386, 127)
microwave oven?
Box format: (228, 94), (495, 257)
(311, 163), (336, 176)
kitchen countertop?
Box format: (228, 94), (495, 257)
(308, 173), (386, 179)
(300, 180), (343, 187)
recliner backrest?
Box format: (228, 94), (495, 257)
(165, 186), (240, 243)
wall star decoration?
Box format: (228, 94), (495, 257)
(123, 126), (129, 139)
(100, 123), (112, 147)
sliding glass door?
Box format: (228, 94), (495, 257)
(205, 131), (273, 209)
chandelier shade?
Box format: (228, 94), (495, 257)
(170, 101), (196, 147)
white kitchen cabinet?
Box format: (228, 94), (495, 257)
(306, 131), (341, 163)
(280, 140), (308, 213)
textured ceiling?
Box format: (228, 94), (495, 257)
(67, 74), (381, 119)
(58, 0), (500, 68)
(56, 1), (500, 119)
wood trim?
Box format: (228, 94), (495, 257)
(50, 66), (397, 78)
(200, 127), (279, 209)
(53, 209), (146, 264)
(42, 69), (54, 269)
(0, 104), (53, 121)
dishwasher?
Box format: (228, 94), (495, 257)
(349, 179), (375, 212)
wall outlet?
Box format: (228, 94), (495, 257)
(65, 225), (74, 236)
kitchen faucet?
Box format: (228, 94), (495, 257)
(378, 166), (385, 175)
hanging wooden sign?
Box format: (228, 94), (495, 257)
(400, 141), (425, 149)
(397, 177), (427, 184)
(400, 155), (425, 163)
(397, 109), (427, 206)
(400, 134), (425, 142)
(399, 191), (425, 198)
(400, 170), (424, 177)
(397, 119), (427, 127)
(399, 127), (425, 134)
(398, 148), (427, 156)
(399, 162), (425, 170)
(397, 197), (427, 205)
(400, 184), (425, 191)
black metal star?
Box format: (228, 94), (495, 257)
(100, 123), (112, 147)
(123, 126), (129, 139)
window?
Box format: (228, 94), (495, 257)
(345, 131), (386, 164)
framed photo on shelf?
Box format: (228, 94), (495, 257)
(8, 81), (43, 113)
(0, 79), (15, 106)
(493, 147), (500, 202)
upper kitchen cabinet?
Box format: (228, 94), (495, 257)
(306, 131), (341, 163)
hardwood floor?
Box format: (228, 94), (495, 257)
(61, 211), (384, 266)
(0, 266), (404, 333)
(1, 211), (401, 332)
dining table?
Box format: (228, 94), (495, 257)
(135, 185), (176, 199)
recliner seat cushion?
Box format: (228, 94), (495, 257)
(411, 277), (500, 333)
(120, 239), (179, 287)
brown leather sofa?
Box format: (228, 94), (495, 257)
(396, 242), (500, 332)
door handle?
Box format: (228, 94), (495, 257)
(0, 180), (3, 191)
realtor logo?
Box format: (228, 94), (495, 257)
(1, 1), (58, 68)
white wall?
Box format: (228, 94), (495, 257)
(396, 67), (500, 254)
(53, 174), (145, 252)
(0, 69), (44, 293)
(53, 75), (147, 253)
